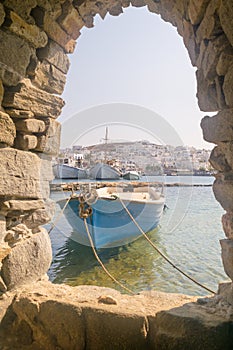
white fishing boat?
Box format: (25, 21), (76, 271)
(53, 164), (87, 179)
(88, 163), (120, 180)
(122, 170), (140, 180)
(57, 186), (164, 248)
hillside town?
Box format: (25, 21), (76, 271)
(58, 140), (213, 176)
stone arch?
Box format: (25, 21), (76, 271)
(0, 0), (233, 345)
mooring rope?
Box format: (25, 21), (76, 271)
(83, 218), (135, 295)
(48, 193), (74, 235)
(118, 197), (216, 295)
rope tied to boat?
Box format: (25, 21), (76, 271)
(118, 196), (216, 295)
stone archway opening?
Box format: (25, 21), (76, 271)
(0, 0), (233, 348)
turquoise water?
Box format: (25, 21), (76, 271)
(48, 176), (227, 296)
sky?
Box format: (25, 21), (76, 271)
(59, 6), (215, 150)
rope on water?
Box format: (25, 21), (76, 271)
(118, 197), (216, 295)
(83, 218), (135, 295)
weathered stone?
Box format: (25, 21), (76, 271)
(215, 76), (226, 109)
(183, 19), (199, 66)
(58, 2), (84, 40)
(0, 244), (11, 261)
(37, 39), (70, 74)
(0, 277), (7, 293)
(201, 109), (233, 143)
(222, 212), (233, 239)
(213, 176), (233, 211)
(33, 61), (66, 95)
(218, 281), (233, 305)
(109, 4), (124, 16)
(223, 63), (233, 107)
(14, 133), (38, 151)
(0, 80), (3, 107)
(1, 199), (45, 212)
(35, 119), (61, 155)
(0, 111), (16, 146)
(4, 0), (37, 24)
(146, 0), (160, 14)
(131, 0), (146, 7)
(43, 12), (76, 53)
(196, 40), (208, 69)
(5, 10), (48, 48)
(38, 153), (54, 182)
(219, 141), (233, 171)
(216, 48), (233, 76)
(188, 0), (210, 25)
(0, 30), (33, 86)
(0, 215), (6, 242)
(21, 199), (55, 230)
(4, 224), (33, 248)
(0, 148), (41, 199)
(6, 109), (34, 119)
(196, 0), (222, 44)
(219, 0), (233, 47)
(209, 146), (231, 172)
(3, 79), (64, 118)
(1, 228), (52, 290)
(196, 70), (219, 111)
(13, 118), (45, 133)
(0, 3), (5, 26)
(202, 34), (230, 81)
(220, 239), (233, 282)
(121, 0), (131, 8)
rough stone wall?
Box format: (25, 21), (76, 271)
(0, 0), (232, 298)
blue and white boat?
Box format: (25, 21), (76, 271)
(57, 186), (164, 248)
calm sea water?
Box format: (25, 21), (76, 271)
(48, 176), (227, 296)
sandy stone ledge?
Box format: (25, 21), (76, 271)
(0, 281), (233, 350)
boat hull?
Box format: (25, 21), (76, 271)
(122, 171), (140, 180)
(89, 163), (120, 180)
(53, 164), (87, 179)
(57, 195), (164, 248)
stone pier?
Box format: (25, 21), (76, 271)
(0, 0), (232, 348)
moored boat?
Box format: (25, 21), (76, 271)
(88, 163), (120, 180)
(57, 186), (164, 248)
(53, 163), (88, 179)
(122, 170), (140, 180)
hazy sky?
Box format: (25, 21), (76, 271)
(59, 6), (214, 149)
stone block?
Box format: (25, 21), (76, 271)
(5, 10), (48, 48)
(220, 239), (233, 282)
(196, 70), (219, 111)
(0, 215), (6, 242)
(33, 61), (66, 95)
(109, 4), (124, 16)
(209, 146), (231, 172)
(215, 76), (226, 109)
(35, 119), (61, 155)
(0, 29), (33, 86)
(201, 109), (233, 143)
(0, 111), (16, 146)
(202, 34), (230, 81)
(3, 79), (64, 118)
(6, 109), (34, 119)
(0, 148), (42, 199)
(188, 0), (210, 25)
(213, 176), (233, 211)
(0, 80), (3, 106)
(219, 0), (233, 47)
(43, 12), (76, 53)
(1, 228), (52, 290)
(14, 118), (45, 133)
(216, 48), (233, 76)
(2, 199), (45, 212)
(22, 199), (55, 230)
(0, 244), (11, 262)
(222, 212), (233, 239)
(38, 153), (54, 182)
(219, 141), (233, 170)
(58, 2), (84, 40)
(14, 133), (38, 151)
(223, 63), (233, 107)
(218, 281), (233, 305)
(4, 0), (37, 24)
(0, 3), (5, 26)
(146, 0), (160, 14)
(131, 0), (146, 7)
(37, 39), (70, 74)
(196, 0), (222, 44)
